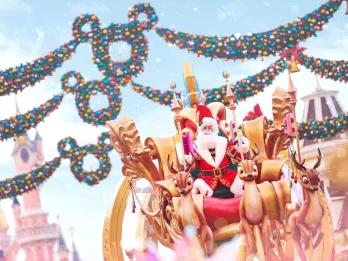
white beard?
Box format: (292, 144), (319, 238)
(195, 130), (228, 168)
(196, 131), (220, 150)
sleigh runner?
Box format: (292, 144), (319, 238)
(103, 64), (334, 261)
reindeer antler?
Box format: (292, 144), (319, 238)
(251, 143), (260, 160)
(167, 155), (179, 174)
(185, 161), (196, 173)
(313, 148), (322, 169)
(291, 151), (307, 171)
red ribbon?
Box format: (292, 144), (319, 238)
(243, 104), (263, 121)
(279, 46), (306, 63)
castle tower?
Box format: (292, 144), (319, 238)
(70, 228), (82, 261)
(10, 98), (60, 261)
(57, 229), (69, 261)
(0, 204), (10, 261)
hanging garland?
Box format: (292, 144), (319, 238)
(132, 82), (176, 106)
(205, 58), (287, 103)
(0, 94), (63, 141)
(82, 3), (158, 85)
(298, 113), (348, 140)
(131, 58), (287, 106)
(0, 132), (112, 199)
(0, 157), (62, 199)
(57, 132), (112, 185)
(0, 3), (157, 97)
(155, 0), (342, 61)
(1, 1), (348, 199)
(61, 72), (122, 126)
(0, 40), (79, 96)
(299, 53), (348, 83)
(1, 1), (345, 98)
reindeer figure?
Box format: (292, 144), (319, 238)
(238, 159), (270, 261)
(169, 162), (214, 256)
(288, 149), (324, 261)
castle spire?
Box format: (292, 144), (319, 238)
(57, 224), (69, 261)
(70, 227), (82, 261)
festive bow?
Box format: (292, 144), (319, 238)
(243, 104), (263, 121)
(279, 46), (306, 63)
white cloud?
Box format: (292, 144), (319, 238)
(0, 29), (45, 69)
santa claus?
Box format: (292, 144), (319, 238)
(186, 105), (248, 198)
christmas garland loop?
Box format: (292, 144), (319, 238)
(0, 95), (63, 141)
(131, 58), (288, 106)
(61, 72), (122, 126)
(0, 1), (345, 97)
(298, 113), (348, 140)
(0, 40), (79, 97)
(299, 53), (348, 83)
(1, 1), (348, 199)
(156, 0), (343, 60)
(0, 132), (112, 199)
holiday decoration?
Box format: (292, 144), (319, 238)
(0, 40), (78, 96)
(58, 132), (112, 185)
(279, 46), (306, 73)
(0, 157), (61, 199)
(156, 0), (342, 60)
(0, 1), (347, 227)
(72, 14), (101, 43)
(131, 82), (176, 106)
(61, 72), (122, 126)
(0, 3), (158, 98)
(298, 113), (348, 140)
(299, 53), (348, 83)
(131, 58), (287, 106)
(0, 95), (63, 141)
(104, 63), (336, 261)
(0, 132), (112, 199)
(91, 3), (158, 84)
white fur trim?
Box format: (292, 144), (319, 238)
(193, 178), (213, 197)
(230, 175), (244, 195)
(195, 147), (216, 167)
(195, 135), (228, 168)
(214, 136), (227, 167)
(184, 154), (193, 164)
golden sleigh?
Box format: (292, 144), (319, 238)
(102, 68), (335, 261)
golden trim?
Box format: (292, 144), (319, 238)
(103, 178), (130, 261)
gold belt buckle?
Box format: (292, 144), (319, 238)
(213, 168), (222, 176)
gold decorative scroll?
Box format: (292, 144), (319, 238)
(107, 116), (161, 184)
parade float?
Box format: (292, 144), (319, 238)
(103, 63), (335, 261)
(1, 1), (348, 260)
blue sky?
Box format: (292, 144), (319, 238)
(0, 0), (347, 260)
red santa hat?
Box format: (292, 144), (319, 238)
(196, 105), (218, 133)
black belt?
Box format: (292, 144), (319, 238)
(200, 166), (228, 177)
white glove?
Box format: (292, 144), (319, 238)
(184, 154), (193, 164)
(192, 178), (213, 197)
(230, 175), (244, 195)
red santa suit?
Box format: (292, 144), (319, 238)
(192, 105), (244, 195)
(195, 135), (236, 191)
